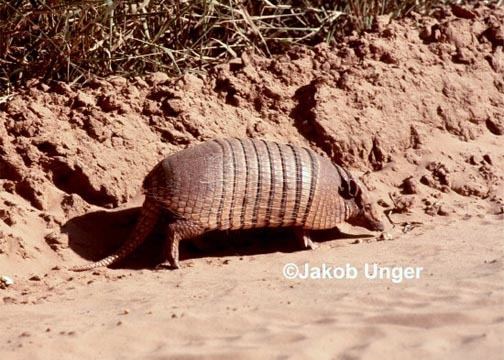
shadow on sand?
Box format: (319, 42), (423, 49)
(64, 207), (373, 270)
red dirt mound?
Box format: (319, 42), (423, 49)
(0, 4), (503, 275)
(1, 4), (504, 359)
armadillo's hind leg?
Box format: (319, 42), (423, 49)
(161, 220), (205, 269)
(295, 228), (319, 250)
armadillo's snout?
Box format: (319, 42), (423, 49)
(362, 208), (384, 232)
(347, 210), (384, 232)
(366, 218), (384, 232)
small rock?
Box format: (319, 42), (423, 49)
(97, 95), (125, 113)
(44, 232), (63, 247)
(401, 177), (418, 194)
(437, 205), (452, 216)
(377, 232), (393, 241)
(350, 239), (361, 245)
(228, 57), (244, 71)
(450, 4), (476, 19)
(453, 47), (474, 65)
(29, 275), (41, 281)
(371, 14), (392, 33)
(426, 161), (438, 171)
(164, 98), (185, 115)
(393, 195), (416, 213)
(147, 72), (170, 85)
(419, 26), (432, 41)
(487, 50), (504, 73)
(0, 209), (15, 226)
(377, 199), (390, 208)
(74, 92), (95, 108)
(483, 154), (493, 165)
(425, 205), (438, 216)
(133, 77), (149, 88)
(122, 309), (130, 315)
(142, 100), (162, 116)
(86, 78), (111, 89)
(451, 181), (488, 198)
(401, 223), (418, 233)
(108, 76), (128, 87)
(410, 125), (423, 149)
(433, 165), (450, 186)
(380, 51), (398, 65)
(52, 82), (73, 96)
(3, 296), (17, 304)
(263, 85), (282, 100)
(420, 174), (435, 187)
(486, 117), (503, 136)
(3, 181), (15, 193)
(1, 275), (14, 287)
(369, 137), (388, 170)
(485, 259), (498, 264)
(468, 154), (483, 165)
(482, 26), (504, 47)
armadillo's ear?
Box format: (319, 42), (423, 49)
(339, 178), (360, 199)
(349, 179), (361, 198)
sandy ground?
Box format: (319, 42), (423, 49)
(1, 3), (503, 359)
(1, 219), (503, 359)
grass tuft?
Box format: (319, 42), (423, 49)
(0, 0), (473, 93)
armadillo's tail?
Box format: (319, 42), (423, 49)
(70, 199), (161, 272)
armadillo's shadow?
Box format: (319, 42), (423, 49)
(64, 207), (373, 270)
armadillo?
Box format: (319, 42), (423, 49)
(71, 138), (384, 271)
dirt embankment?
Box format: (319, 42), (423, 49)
(0, 4), (503, 274)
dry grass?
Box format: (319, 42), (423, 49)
(0, 0), (465, 93)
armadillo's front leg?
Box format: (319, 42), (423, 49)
(295, 228), (319, 250)
(163, 220), (205, 269)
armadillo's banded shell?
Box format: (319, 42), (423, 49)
(143, 138), (349, 231)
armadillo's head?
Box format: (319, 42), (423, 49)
(340, 175), (384, 232)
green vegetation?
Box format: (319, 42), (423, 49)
(0, 0), (457, 93)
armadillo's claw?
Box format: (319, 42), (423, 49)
(295, 229), (318, 250)
(155, 261), (180, 270)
